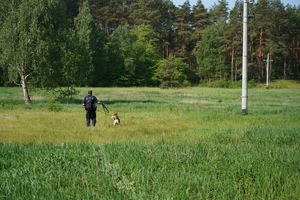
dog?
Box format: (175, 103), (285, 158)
(111, 113), (120, 126)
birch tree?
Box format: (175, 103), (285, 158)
(0, 0), (67, 104)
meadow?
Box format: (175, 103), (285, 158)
(0, 80), (300, 199)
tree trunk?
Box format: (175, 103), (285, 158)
(20, 71), (31, 104)
(295, 51), (299, 79)
(284, 56), (287, 79)
(235, 62), (238, 81)
(258, 30), (264, 83)
(231, 47), (234, 82)
(269, 54), (272, 83)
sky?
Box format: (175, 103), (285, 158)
(172, 0), (299, 9)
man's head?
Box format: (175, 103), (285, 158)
(88, 90), (92, 95)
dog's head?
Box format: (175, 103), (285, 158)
(111, 113), (119, 120)
(111, 113), (120, 126)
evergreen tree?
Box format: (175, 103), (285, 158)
(209, 0), (229, 23)
(223, 0), (243, 82)
(174, 1), (193, 60)
(96, 0), (131, 33)
(156, 0), (176, 59)
(250, 0), (271, 82)
(64, 0), (79, 27)
(192, 0), (211, 42)
(267, 0), (291, 80)
(130, 0), (176, 59)
(191, 0), (211, 84)
(285, 5), (300, 79)
(130, 0), (161, 28)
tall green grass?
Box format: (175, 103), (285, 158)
(1, 142), (299, 199)
(0, 81), (300, 199)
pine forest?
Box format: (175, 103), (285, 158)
(0, 0), (299, 93)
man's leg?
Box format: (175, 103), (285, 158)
(86, 111), (91, 127)
(92, 118), (96, 126)
(91, 111), (96, 126)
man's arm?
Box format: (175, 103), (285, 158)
(97, 99), (103, 104)
(82, 97), (86, 106)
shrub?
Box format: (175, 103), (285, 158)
(56, 86), (80, 104)
(248, 79), (257, 88)
(207, 79), (231, 88)
(0, 99), (5, 107)
(206, 79), (258, 88)
(47, 97), (63, 112)
(159, 81), (183, 89)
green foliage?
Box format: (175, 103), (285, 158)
(197, 19), (228, 80)
(0, 0), (68, 103)
(0, 0), (300, 90)
(174, 1), (193, 59)
(210, 0), (229, 22)
(130, 0), (164, 29)
(248, 79), (258, 88)
(109, 24), (139, 86)
(267, 80), (296, 89)
(205, 79), (259, 88)
(55, 86), (80, 104)
(47, 97), (63, 112)
(207, 79), (232, 88)
(109, 24), (160, 86)
(155, 55), (190, 87)
(61, 31), (83, 86)
(0, 99), (6, 108)
(159, 81), (183, 89)
(73, 0), (95, 86)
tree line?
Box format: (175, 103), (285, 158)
(0, 0), (299, 103)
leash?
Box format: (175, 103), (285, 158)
(101, 103), (109, 115)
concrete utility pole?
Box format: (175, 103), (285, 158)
(264, 53), (273, 87)
(266, 53), (269, 87)
(242, 0), (249, 115)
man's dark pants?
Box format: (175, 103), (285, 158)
(86, 110), (96, 127)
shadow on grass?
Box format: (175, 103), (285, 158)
(3, 98), (166, 108)
(105, 99), (166, 105)
(69, 98), (166, 105)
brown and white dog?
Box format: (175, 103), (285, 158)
(111, 113), (120, 126)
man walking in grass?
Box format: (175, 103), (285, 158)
(83, 90), (102, 127)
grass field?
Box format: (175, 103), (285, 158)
(0, 80), (300, 199)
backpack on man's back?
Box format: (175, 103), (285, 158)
(85, 96), (95, 111)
